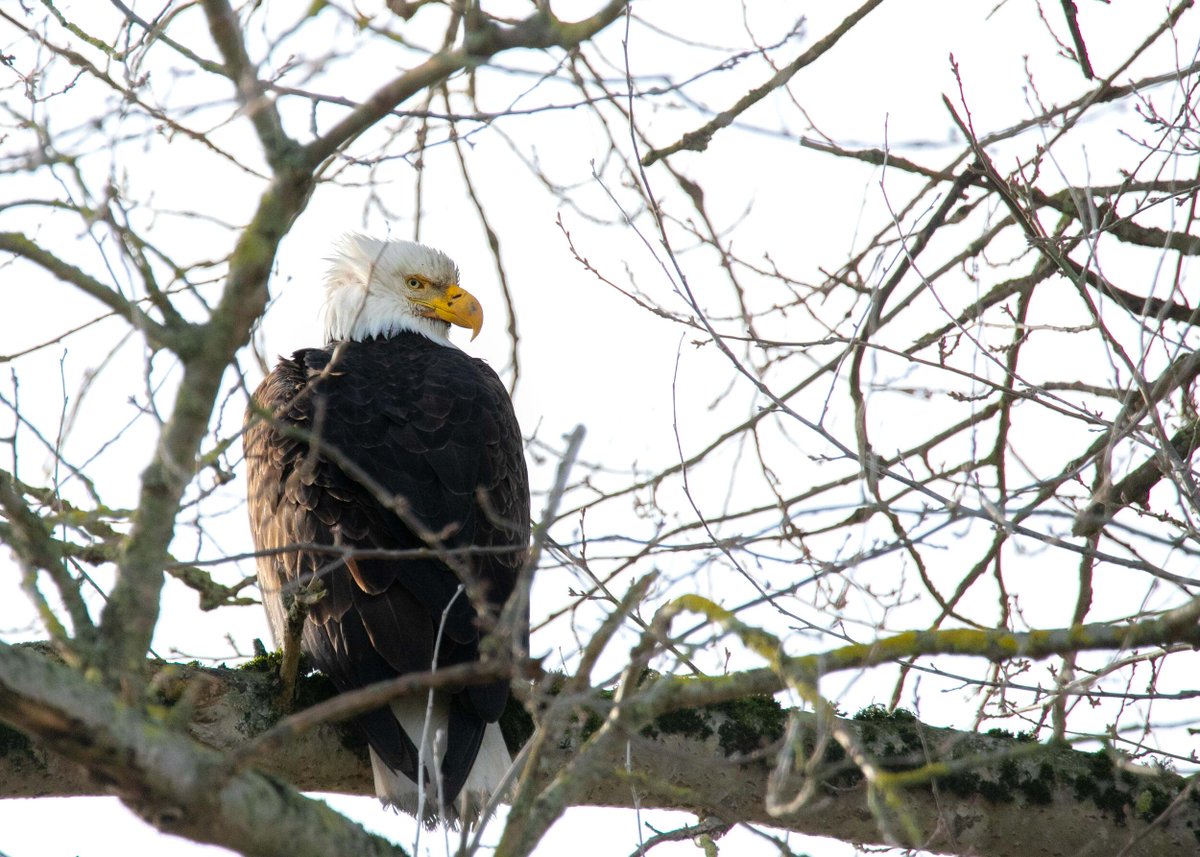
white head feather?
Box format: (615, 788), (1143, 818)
(322, 234), (463, 346)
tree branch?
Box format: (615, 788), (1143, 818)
(95, 164), (314, 682)
(1, 646), (1196, 857)
(301, 3), (629, 169)
(0, 232), (175, 351)
(0, 470), (94, 652)
(199, 0), (298, 169)
(0, 642), (405, 857)
(642, 0), (887, 166)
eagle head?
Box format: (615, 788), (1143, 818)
(322, 234), (483, 345)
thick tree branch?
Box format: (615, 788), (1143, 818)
(301, 3), (629, 169)
(1073, 415), (1200, 536)
(200, 0), (297, 169)
(1062, 254), (1200, 326)
(643, 594), (1200, 712)
(1, 647), (1196, 857)
(95, 165), (315, 682)
(0, 643), (404, 857)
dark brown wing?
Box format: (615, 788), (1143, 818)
(244, 332), (529, 801)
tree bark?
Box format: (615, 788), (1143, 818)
(1, 644), (1195, 857)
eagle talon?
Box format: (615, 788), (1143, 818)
(275, 583), (323, 711)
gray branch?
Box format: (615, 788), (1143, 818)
(1, 645), (1196, 857)
(0, 643), (401, 857)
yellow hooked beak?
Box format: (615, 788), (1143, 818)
(415, 284), (484, 340)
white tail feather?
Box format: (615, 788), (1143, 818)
(371, 693), (511, 827)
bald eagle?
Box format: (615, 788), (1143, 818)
(244, 235), (530, 823)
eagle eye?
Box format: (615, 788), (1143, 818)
(407, 276), (424, 290)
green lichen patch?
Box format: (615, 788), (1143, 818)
(815, 738), (862, 790)
(709, 695), (786, 756)
(1025, 761), (1056, 804)
(1067, 748), (1172, 826)
(601, 691), (787, 757)
(853, 704), (916, 724)
(233, 650), (335, 714)
(984, 727), (1038, 743)
(1071, 750), (1123, 822)
(0, 723), (35, 758)
(970, 757), (1054, 805)
(852, 705), (923, 763)
(937, 768), (982, 799)
(935, 736), (1059, 807)
(238, 649), (284, 674)
(1134, 784), (1174, 822)
(577, 688), (614, 742)
(643, 707), (715, 743)
(844, 709), (1066, 809)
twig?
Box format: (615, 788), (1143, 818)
(232, 659), (519, 767)
(1059, 0), (1095, 80)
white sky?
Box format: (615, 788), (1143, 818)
(2, 1), (1198, 856)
